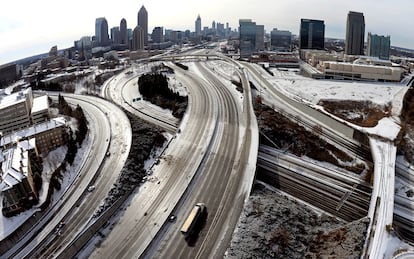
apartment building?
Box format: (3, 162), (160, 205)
(0, 139), (39, 217)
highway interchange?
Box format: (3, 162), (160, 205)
(2, 46), (414, 258)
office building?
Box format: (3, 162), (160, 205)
(120, 18), (128, 46)
(367, 33), (391, 60)
(95, 17), (109, 46)
(216, 23), (225, 37)
(256, 25), (265, 51)
(152, 27), (164, 43)
(345, 11), (365, 55)
(270, 29), (292, 51)
(300, 19), (325, 50)
(239, 19), (257, 57)
(138, 5), (148, 46)
(0, 88), (33, 134)
(321, 58), (402, 81)
(170, 30), (182, 43)
(75, 36), (92, 50)
(132, 26), (145, 50)
(0, 88), (49, 135)
(0, 64), (22, 87)
(195, 15), (202, 36)
(111, 27), (120, 45)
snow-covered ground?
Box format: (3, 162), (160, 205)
(268, 67), (406, 105)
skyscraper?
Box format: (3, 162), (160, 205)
(120, 18), (128, 46)
(138, 5), (148, 46)
(299, 19), (325, 50)
(239, 19), (257, 57)
(255, 25), (265, 51)
(345, 11), (365, 55)
(132, 26), (144, 50)
(152, 27), (164, 43)
(111, 27), (120, 45)
(367, 33), (391, 60)
(95, 17), (109, 46)
(195, 15), (201, 36)
(271, 29), (292, 51)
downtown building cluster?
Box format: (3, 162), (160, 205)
(239, 11), (403, 82)
(74, 6), (236, 63)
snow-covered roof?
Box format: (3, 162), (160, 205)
(0, 146), (31, 191)
(0, 88), (31, 110)
(17, 138), (36, 151)
(0, 117), (66, 147)
(31, 95), (49, 114)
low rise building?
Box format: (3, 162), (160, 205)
(300, 49), (343, 67)
(1, 117), (67, 155)
(0, 139), (39, 217)
(320, 60), (403, 82)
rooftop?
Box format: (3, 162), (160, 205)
(0, 88), (32, 111)
(31, 95), (49, 114)
(0, 117), (66, 147)
(0, 140), (35, 191)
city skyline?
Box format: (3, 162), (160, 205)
(1, 0), (413, 65)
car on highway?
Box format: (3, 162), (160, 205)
(87, 185), (96, 192)
(168, 215), (177, 222)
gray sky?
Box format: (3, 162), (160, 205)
(1, 0), (413, 65)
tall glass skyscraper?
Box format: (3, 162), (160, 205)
(111, 27), (120, 45)
(239, 19), (257, 57)
(367, 33), (391, 60)
(195, 15), (202, 36)
(299, 19), (325, 50)
(138, 6), (148, 46)
(120, 18), (128, 46)
(345, 11), (365, 55)
(95, 17), (109, 47)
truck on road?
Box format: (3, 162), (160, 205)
(180, 203), (206, 238)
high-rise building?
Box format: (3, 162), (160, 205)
(367, 33), (391, 60)
(271, 29), (292, 51)
(120, 18), (128, 46)
(95, 17), (109, 46)
(152, 27), (164, 43)
(170, 30), (181, 43)
(111, 27), (120, 45)
(138, 5), (148, 46)
(132, 26), (145, 50)
(299, 19), (325, 50)
(239, 19), (257, 57)
(345, 11), (365, 55)
(217, 23), (225, 37)
(195, 15), (202, 36)
(256, 25), (265, 51)
(184, 30), (191, 39)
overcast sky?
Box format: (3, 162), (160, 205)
(1, 0), (413, 65)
